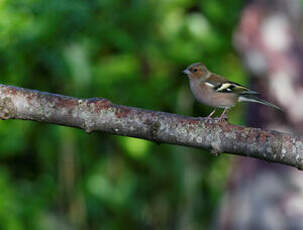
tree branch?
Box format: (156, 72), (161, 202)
(0, 84), (302, 169)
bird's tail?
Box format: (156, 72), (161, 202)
(238, 95), (281, 111)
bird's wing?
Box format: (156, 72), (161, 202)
(206, 74), (259, 95)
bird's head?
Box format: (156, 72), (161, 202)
(183, 62), (209, 80)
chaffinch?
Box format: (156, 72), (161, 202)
(183, 62), (281, 120)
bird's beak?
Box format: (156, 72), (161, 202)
(183, 69), (191, 75)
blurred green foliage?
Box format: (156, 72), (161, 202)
(0, 0), (245, 229)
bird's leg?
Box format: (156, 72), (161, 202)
(206, 109), (216, 120)
(218, 108), (229, 122)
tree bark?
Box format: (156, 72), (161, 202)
(0, 83), (302, 169)
(215, 1), (303, 229)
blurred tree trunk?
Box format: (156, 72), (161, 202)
(216, 0), (303, 229)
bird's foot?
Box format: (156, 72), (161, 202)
(205, 115), (213, 122)
(217, 114), (229, 123)
(205, 109), (216, 122)
(216, 108), (229, 123)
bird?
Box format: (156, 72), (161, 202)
(183, 62), (281, 121)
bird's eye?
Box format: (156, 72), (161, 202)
(193, 68), (198, 73)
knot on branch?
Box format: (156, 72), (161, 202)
(86, 98), (112, 112)
(0, 97), (16, 120)
(211, 140), (223, 156)
(144, 118), (161, 143)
